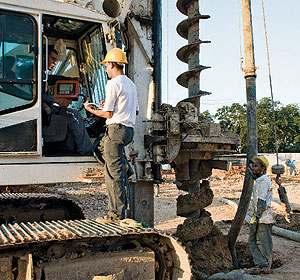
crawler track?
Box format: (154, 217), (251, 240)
(0, 219), (191, 279)
(0, 193), (84, 224)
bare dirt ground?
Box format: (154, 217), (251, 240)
(6, 167), (300, 279)
(156, 168), (300, 280)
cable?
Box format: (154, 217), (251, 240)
(261, 0), (279, 165)
(166, 1), (169, 104)
(238, 2), (244, 72)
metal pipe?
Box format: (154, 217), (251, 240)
(153, 0), (162, 111)
(222, 198), (300, 244)
(228, 0), (258, 268)
(43, 35), (49, 82)
(272, 225), (300, 243)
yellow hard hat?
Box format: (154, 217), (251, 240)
(252, 155), (269, 169)
(101, 48), (128, 64)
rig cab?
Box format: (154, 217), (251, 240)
(0, 0), (130, 185)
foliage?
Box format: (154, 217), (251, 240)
(199, 110), (214, 122)
(214, 98), (300, 153)
(215, 103), (247, 152)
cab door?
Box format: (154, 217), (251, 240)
(0, 10), (40, 155)
(79, 26), (107, 104)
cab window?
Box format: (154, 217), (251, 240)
(81, 27), (107, 105)
(51, 49), (79, 78)
(0, 11), (37, 114)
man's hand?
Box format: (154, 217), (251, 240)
(84, 101), (113, 119)
(275, 175), (282, 186)
(84, 101), (99, 113)
(84, 101), (92, 112)
(249, 215), (257, 224)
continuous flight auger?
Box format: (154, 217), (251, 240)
(174, 0), (213, 215)
(169, 0), (239, 277)
(176, 0), (211, 109)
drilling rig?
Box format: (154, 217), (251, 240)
(145, 0), (240, 276)
(0, 0), (239, 278)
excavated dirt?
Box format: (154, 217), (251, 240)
(235, 241), (283, 270)
(275, 213), (300, 232)
(177, 186), (214, 217)
(3, 166), (300, 279)
(176, 210), (214, 242)
(157, 168), (300, 279)
(186, 226), (233, 277)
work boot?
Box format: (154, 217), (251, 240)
(119, 218), (144, 229)
(95, 212), (121, 224)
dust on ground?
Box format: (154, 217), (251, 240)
(5, 167), (300, 279)
(156, 168), (300, 280)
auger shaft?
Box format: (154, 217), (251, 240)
(176, 0), (211, 109)
(176, 0), (212, 213)
(172, 0), (240, 277)
(187, 0), (200, 97)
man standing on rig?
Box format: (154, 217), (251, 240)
(84, 48), (138, 220)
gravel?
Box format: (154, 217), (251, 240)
(23, 180), (181, 223)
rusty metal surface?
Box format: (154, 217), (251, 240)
(0, 219), (192, 279)
(182, 135), (240, 145)
(177, 40), (211, 64)
(176, 0), (211, 100)
(0, 220), (145, 247)
(177, 15), (210, 40)
(177, 66), (211, 89)
(176, 0), (210, 17)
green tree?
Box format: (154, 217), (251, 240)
(215, 98), (300, 153)
(276, 104), (300, 152)
(256, 97), (279, 152)
(215, 103), (247, 152)
(199, 110), (214, 122)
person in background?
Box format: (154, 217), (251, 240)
(42, 47), (59, 126)
(4, 56), (16, 79)
(246, 155), (274, 274)
(43, 46), (93, 155)
(286, 159), (298, 176)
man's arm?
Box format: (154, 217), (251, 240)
(84, 102), (113, 119)
(275, 175), (292, 213)
(256, 199), (267, 219)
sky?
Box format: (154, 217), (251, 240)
(161, 0), (300, 114)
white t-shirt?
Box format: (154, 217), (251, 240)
(102, 75), (139, 127)
(245, 174), (274, 224)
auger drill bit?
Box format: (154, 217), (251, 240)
(176, 0), (211, 110)
(169, 1), (240, 276)
(175, 0), (211, 199)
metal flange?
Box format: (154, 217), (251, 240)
(177, 40), (211, 63)
(176, 0), (210, 17)
(177, 66), (211, 89)
(177, 14), (210, 39)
